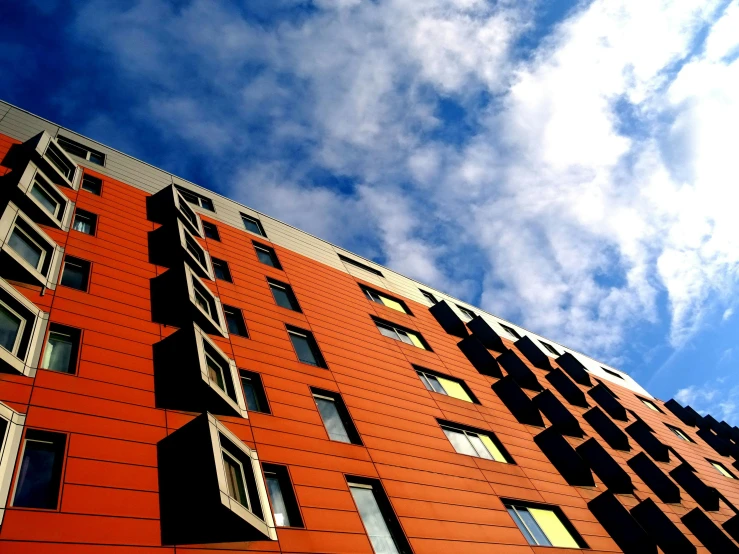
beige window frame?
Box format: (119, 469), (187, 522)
(0, 402), (26, 525)
(24, 131), (80, 190)
(176, 219), (214, 280)
(0, 278), (49, 377)
(183, 264), (228, 337)
(12, 162), (75, 230)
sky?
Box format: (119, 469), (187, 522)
(4, 0), (739, 421)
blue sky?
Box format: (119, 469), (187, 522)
(4, 0), (739, 421)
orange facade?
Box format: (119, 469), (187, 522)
(2, 127), (739, 554)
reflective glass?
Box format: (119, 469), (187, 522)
(42, 332), (74, 373)
(443, 428), (477, 457)
(242, 377), (261, 412)
(266, 474), (291, 526)
(31, 183), (58, 215)
(255, 246), (277, 267)
(350, 485), (399, 554)
(315, 397), (351, 443)
(271, 284), (297, 310)
(9, 229), (43, 269)
(289, 332), (318, 365)
(0, 304), (22, 353)
(467, 433), (494, 460)
(243, 217), (264, 236)
(73, 214), (93, 234)
(61, 261), (88, 290)
(193, 287), (211, 315)
(517, 507), (551, 546)
(14, 439), (61, 509)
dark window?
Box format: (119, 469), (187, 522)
(500, 324), (521, 339)
(254, 242), (281, 269)
(262, 463), (303, 528)
(240, 370), (270, 414)
(362, 286), (411, 315)
(72, 209), (97, 235)
(175, 186), (215, 212)
(638, 397), (663, 413)
(347, 476), (412, 554)
(456, 305), (476, 322)
(503, 500), (585, 548)
(374, 318), (430, 350)
(202, 221), (220, 241)
(666, 424), (693, 442)
(338, 254), (383, 277)
(218, 434), (263, 516)
(539, 341), (559, 356)
(44, 141), (76, 180)
(212, 258), (232, 282)
(13, 429), (66, 509)
(287, 326), (326, 367)
(420, 289), (438, 304)
(80, 174), (102, 195)
(224, 305), (248, 337)
(311, 388), (362, 445)
(60, 257), (90, 291)
(41, 324), (81, 375)
(268, 279), (301, 312)
(56, 135), (105, 166)
(601, 367), (624, 379)
(241, 214), (266, 237)
(708, 460), (736, 479)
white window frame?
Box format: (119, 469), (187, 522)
(221, 447), (251, 509)
(183, 263), (228, 338)
(539, 340), (560, 357)
(11, 161), (75, 230)
(56, 135), (106, 166)
(193, 324), (248, 418)
(204, 413), (277, 539)
(0, 402), (26, 526)
(441, 424), (508, 463)
(0, 203), (64, 289)
(23, 131), (80, 190)
(0, 298), (26, 358)
(175, 185), (215, 212)
(172, 187), (205, 238)
(456, 305), (476, 322)
(176, 220), (214, 280)
(0, 278), (49, 377)
(375, 321), (427, 349)
(499, 323), (522, 340)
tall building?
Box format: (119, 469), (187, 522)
(0, 98), (738, 554)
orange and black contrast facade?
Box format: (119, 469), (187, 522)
(1, 100), (739, 554)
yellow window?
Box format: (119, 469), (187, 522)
(479, 434), (507, 463)
(712, 462), (735, 479)
(437, 377), (472, 402)
(529, 508), (579, 548)
(380, 296), (406, 313)
(408, 333), (426, 349)
(641, 399), (660, 411)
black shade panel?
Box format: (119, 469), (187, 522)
(555, 352), (593, 386)
(429, 300), (468, 338)
(696, 427), (733, 457)
(627, 452), (680, 504)
(583, 407), (630, 451)
(491, 376), (544, 427)
(587, 491), (657, 554)
(513, 336), (552, 370)
(458, 336), (502, 378)
(534, 427), (594, 487)
(630, 498), (696, 554)
(626, 420), (670, 463)
(682, 508), (739, 554)
(545, 369), (589, 408)
(533, 389), (583, 437)
(589, 384), (628, 421)
(497, 349), (542, 391)
(576, 438), (633, 494)
(669, 463), (720, 512)
(466, 316), (504, 351)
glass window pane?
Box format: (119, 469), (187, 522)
(479, 434), (507, 463)
(407, 333), (426, 349)
(14, 439), (61, 509)
(242, 377), (261, 412)
(45, 143), (74, 179)
(200, 197), (214, 211)
(9, 229), (43, 269)
(0, 304), (22, 353)
(193, 287), (212, 315)
(31, 183), (59, 215)
(377, 324), (399, 340)
(89, 151), (105, 166)
(443, 427), (478, 456)
(508, 507), (536, 545)
(73, 215), (93, 234)
(206, 354), (226, 392)
(256, 248), (275, 266)
(42, 332), (74, 373)
(243, 218), (263, 235)
(437, 378), (471, 402)
(395, 330), (413, 345)
(315, 397), (351, 443)
(185, 236), (205, 264)
(712, 462), (734, 478)
(529, 508), (578, 548)
(222, 450), (248, 508)
(271, 285), (296, 310)
(418, 373), (435, 392)
(290, 333), (318, 365)
(380, 296), (406, 313)
(266, 474), (291, 526)
(425, 374), (446, 394)
(81, 176), (101, 194)
(517, 508), (551, 546)
(61, 262), (87, 290)
(467, 433), (494, 460)
(350, 485), (400, 554)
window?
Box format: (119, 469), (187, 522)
(56, 135), (105, 166)
(43, 140), (77, 183)
(41, 324), (80, 374)
(269, 278), (301, 312)
(374, 318), (429, 350)
(212, 258), (232, 282)
(338, 254), (383, 277)
(420, 289), (438, 304)
(224, 305), (248, 337)
(60, 257), (91, 291)
(13, 430), (66, 509)
(241, 213), (266, 236)
(218, 434), (262, 514)
(417, 368), (477, 403)
(0, 278), (49, 377)
(184, 232), (207, 267)
(202, 221), (220, 241)
(240, 370), (270, 414)
(363, 286), (411, 315)
(175, 186), (215, 211)
(8, 224), (46, 271)
(504, 501), (583, 548)
(0, 402), (25, 525)
(441, 422), (510, 463)
(500, 324), (521, 339)
(639, 398), (662, 413)
(253, 242), (281, 269)
(709, 460), (735, 479)
(287, 326), (326, 367)
(539, 341), (560, 356)
(312, 388), (362, 445)
(666, 424), (693, 442)
(26, 170), (66, 222)
(348, 477), (411, 554)
(81, 174), (102, 195)
(601, 367), (624, 379)
(0, 300), (24, 356)
(262, 463), (303, 527)
(456, 305), (476, 322)
(72, 209), (97, 235)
